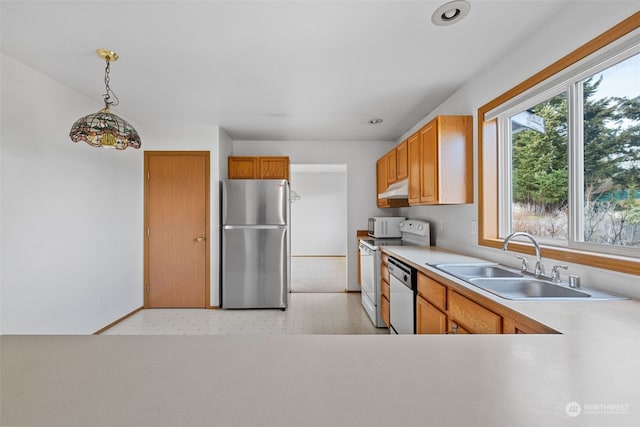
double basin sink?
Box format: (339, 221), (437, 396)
(432, 263), (625, 301)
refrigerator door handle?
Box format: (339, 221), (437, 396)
(222, 225), (286, 230)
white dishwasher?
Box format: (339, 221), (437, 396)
(388, 256), (416, 334)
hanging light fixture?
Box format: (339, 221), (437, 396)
(69, 49), (141, 150)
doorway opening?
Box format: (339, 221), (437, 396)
(290, 164), (348, 293)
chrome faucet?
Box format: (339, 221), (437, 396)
(502, 232), (545, 278)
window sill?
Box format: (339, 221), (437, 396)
(479, 237), (639, 276)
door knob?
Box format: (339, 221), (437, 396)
(196, 237), (206, 242)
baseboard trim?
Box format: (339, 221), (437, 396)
(93, 306), (144, 335)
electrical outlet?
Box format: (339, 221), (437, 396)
(471, 220), (477, 234)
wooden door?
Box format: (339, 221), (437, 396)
(419, 121), (438, 203)
(145, 152), (210, 308)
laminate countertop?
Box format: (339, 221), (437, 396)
(2, 246), (640, 427)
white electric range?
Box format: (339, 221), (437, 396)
(359, 220), (430, 327)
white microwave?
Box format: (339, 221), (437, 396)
(368, 217), (405, 238)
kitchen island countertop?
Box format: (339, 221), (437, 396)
(2, 246), (640, 427)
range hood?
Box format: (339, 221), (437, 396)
(378, 179), (409, 199)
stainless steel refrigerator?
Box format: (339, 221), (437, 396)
(221, 179), (290, 309)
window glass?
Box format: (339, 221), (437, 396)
(581, 53), (640, 248)
(510, 92), (568, 243)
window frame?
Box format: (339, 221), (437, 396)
(478, 11), (640, 275)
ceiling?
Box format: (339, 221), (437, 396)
(1, 0), (575, 142)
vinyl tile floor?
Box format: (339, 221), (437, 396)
(101, 293), (389, 335)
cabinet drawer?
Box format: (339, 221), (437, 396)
(448, 291), (502, 334)
(417, 273), (446, 312)
(380, 264), (390, 283)
(381, 279), (390, 300)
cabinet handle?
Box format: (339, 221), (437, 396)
(196, 236), (206, 242)
(448, 323), (459, 335)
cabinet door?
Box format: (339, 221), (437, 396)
(503, 316), (555, 334)
(381, 295), (390, 328)
(408, 132), (421, 205)
(419, 121), (438, 203)
(396, 140), (408, 180)
(259, 157), (289, 180)
(438, 116), (473, 204)
(387, 149), (397, 184)
(228, 157), (259, 179)
(416, 296), (447, 334)
(376, 156), (390, 208)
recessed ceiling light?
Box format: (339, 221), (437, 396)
(369, 118), (383, 125)
(432, 0), (471, 26)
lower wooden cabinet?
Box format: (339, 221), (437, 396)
(380, 254), (391, 328)
(413, 270), (556, 335)
(503, 316), (552, 334)
(381, 295), (390, 328)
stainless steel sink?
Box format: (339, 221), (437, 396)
(468, 277), (590, 300)
(434, 263), (522, 279)
(431, 262), (626, 301)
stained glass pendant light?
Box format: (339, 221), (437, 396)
(69, 49), (141, 150)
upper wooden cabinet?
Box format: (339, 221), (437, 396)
(377, 152), (409, 208)
(376, 156), (388, 208)
(387, 149), (397, 184)
(409, 116), (473, 205)
(396, 140), (408, 181)
(408, 132), (421, 205)
(228, 156), (259, 179)
(408, 115), (473, 205)
(228, 156), (289, 180)
(376, 115), (470, 207)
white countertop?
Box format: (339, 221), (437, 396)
(2, 246), (640, 427)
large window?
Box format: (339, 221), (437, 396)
(479, 13), (640, 274)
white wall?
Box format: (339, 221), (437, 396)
(0, 54), (228, 333)
(290, 165), (347, 256)
(215, 128), (233, 307)
(1, 54), (143, 334)
(233, 140), (398, 291)
(398, 3), (640, 300)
